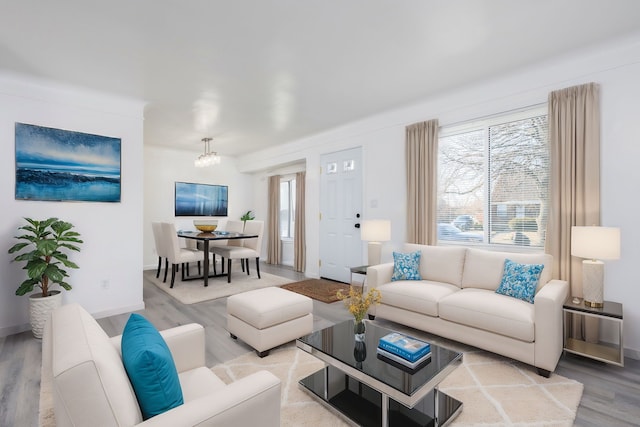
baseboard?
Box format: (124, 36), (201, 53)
(625, 347), (640, 361)
(0, 323), (30, 338)
(91, 302), (146, 320)
(1, 303), (146, 338)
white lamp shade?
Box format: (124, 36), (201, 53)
(571, 226), (620, 260)
(361, 220), (391, 242)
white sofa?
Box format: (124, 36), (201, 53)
(367, 244), (569, 376)
(42, 303), (281, 426)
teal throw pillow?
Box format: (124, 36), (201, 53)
(391, 250), (422, 281)
(495, 259), (544, 304)
(121, 314), (183, 419)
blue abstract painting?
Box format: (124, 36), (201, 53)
(15, 123), (121, 202)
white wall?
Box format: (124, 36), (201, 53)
(238, 33), (640, 358)
(143, 145), (254, 269)
(0, 73), (145, 336)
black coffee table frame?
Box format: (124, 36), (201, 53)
(296, 320), (463, 427)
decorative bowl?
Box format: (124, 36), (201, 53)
(193, 220), (218, 233)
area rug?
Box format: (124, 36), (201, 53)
(143, 268), (293, 304)
(38, 343), (583, 426)
(211, 344), (584, 427)
(280, 278), (350, 303)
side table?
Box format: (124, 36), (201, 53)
(563, 298), (624, 366)
(349, 265), (368, 290)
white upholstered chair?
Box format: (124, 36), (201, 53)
(182, 235), (204, 276)
(153, 221), (197, 282)
(210, 220), (264, 283)
(211, 220), (245, 275)
(151, 222), (166, 279)
(161, 222), (210, 288)
(206, 220), (244, 249)
(44, 303), (281, 427)
(224, 220), (246, 246)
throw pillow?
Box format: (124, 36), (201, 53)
(391, 250), (422, 281)
(495, 259), (544, 304)
(121, 313), (184, 419)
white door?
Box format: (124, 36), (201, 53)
(319, 147), (363, 283)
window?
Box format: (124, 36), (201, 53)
(437, 106), (549, 249)
(280, 177), (296, 239)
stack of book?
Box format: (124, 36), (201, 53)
(377, 332), (431, 371)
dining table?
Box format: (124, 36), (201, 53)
(177, 230), (258, 287)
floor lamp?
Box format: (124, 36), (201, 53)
(571, 226), (621, 307)
(361, 220), (391, 266)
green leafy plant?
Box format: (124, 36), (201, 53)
(240, 210), (255, 222)
(8, 217), (83, 297)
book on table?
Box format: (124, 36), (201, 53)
(377, 332), (431, 362)
(376, 346), (431, 371)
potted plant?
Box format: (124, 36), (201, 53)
(8, 217), (83, 338)
(240, 210), (255, 226)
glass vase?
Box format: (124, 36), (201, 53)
(354, 320), (366, 342)
(354, 341), (367, 369)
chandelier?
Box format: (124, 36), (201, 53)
(194, 137), (221, 167)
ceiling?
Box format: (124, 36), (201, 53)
(2, 1), (640, 157)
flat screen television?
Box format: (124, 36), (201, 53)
(174, 181), (228, 217)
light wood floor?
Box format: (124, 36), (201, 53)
(1, 263), (638, 426)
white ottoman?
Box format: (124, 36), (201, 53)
(227, 287), (313, 357)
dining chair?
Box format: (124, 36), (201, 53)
(151, 222), (166, 279)
(153, 221), (195, 281)
(182, 233), (202, 276)
(161, 222), (211, 288)
(225, 220), (246, 246)
(210, 220), (264, 283)
(211, 220), (245, 275)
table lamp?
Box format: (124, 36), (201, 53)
(571, 226), (620, 307)
(361, 220), (391, 266)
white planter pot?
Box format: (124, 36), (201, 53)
(29, 291), (62, 339)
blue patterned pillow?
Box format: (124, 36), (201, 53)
(391, 251), (422, 281)
(495, 259), (544, 303)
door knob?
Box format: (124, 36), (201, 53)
(354, 223), (361, 228)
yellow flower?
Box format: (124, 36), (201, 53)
(336, 286), (382, 323)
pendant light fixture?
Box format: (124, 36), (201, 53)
(195, 137), (221, 167)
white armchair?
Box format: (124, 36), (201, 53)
(43, 304), (281, 427)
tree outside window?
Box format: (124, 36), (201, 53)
(437, 107), (549, 248)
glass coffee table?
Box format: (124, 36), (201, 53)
(296, 319), (462, 427)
